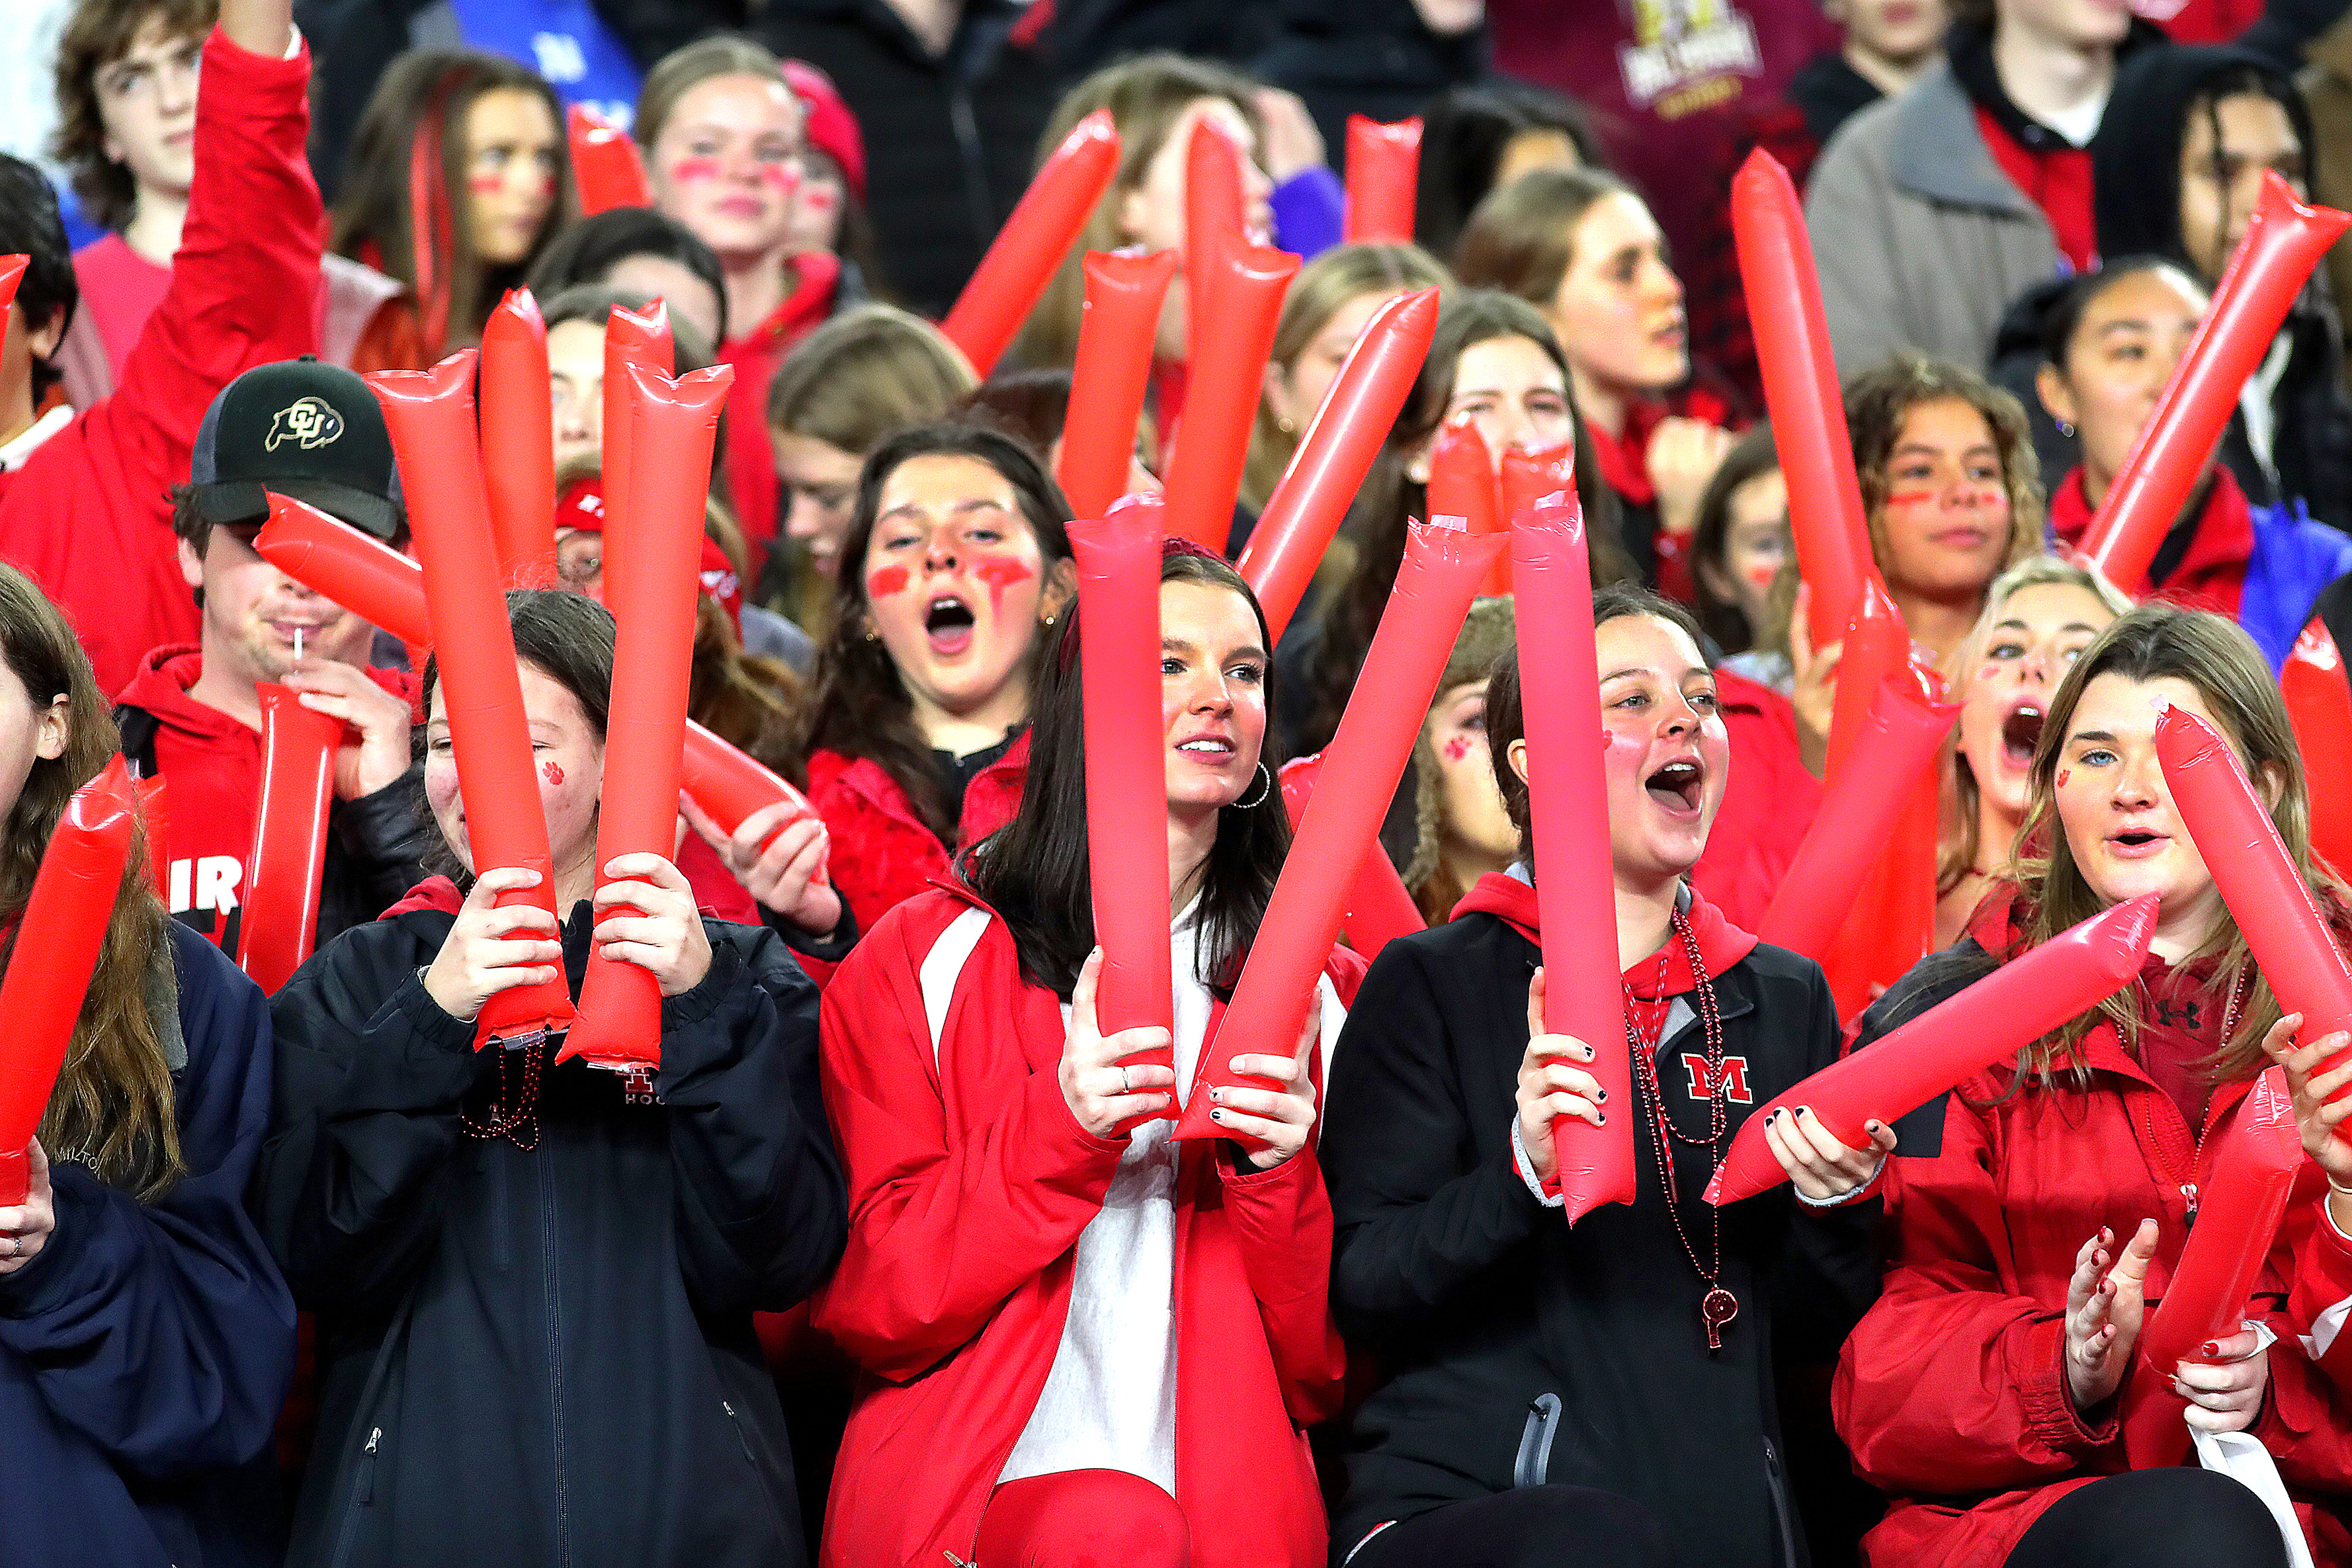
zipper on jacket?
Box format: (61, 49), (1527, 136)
(722, 1399), (792, 1542)
(1763, 1436), (1800, 1568)
(1511, 1392), (1561, 1488)
(540, 1157), (571, 1567)
(328, 1426), (381, 1568)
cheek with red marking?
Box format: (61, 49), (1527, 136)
(799, 185), (837, 211)
(1743, 562), (1778, 591)
(671, 156), (721, 184)
(1443, 734), (1474, 763)
(970, 555), (1035, 611)
(759, 164), (797, 192)
(866, 563), (911, 599)
(542, 761), (565, 787)
(467, 173), (503, 196)
(2056, 768), (2071, 788)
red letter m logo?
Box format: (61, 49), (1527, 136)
(1681, 1053), (1753, 1104)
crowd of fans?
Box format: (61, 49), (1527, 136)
(9, 0), (2352, 1565)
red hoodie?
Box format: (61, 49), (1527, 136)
(0, 28), (322, 698)
(716, 250), (839, 571)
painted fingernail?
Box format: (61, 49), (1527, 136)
(1209, 1087), (1224, 1103)
(2201, 1341), (2220, 1358)
(1209, 1109), (1224, 1123)
(1865, 1122), (1883, 1135)
(1595, 1112), (1606, 1125)
(1594, 1088), (1607, 1102)
(1795, 1106), (1810, 1118)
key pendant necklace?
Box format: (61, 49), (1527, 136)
(1625, 907), (1739, 1352)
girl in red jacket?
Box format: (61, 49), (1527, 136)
(1837, 602), (2352, 1567)
(797, 423), (1075, 942)
(813, 544), (1360, 1568)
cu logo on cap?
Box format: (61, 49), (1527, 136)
(266, 396), (344, 452)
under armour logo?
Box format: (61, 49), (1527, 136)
(2154, 998), (2203, 1030)
(266, 396), (343, 451)
(1683, 1053), (1753, 1104)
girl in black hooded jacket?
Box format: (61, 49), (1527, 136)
(1319, 584), (1890, 1568)
(255, 590), (847, 1568)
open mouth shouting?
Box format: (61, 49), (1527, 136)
(2106, 823), (2172, 860)
(924, 593), (976, 657)
(2000, 702), (2044, 770)
(1645, 757), (1704, 819)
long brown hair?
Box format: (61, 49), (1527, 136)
(330, 49), (577, 358)
(51, 0), (217, 231)
(2001, 604), (2328, 1087)
(1011, 52), (1268, 368)
(1452, 164), (1632, 306)
(0, 567), (180, 1200)
(1295, 290), (1629, 759)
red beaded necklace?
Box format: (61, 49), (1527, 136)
(1625, 905), (1738, 1351)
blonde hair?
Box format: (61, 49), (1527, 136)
(634, 34), (788, 153)
(1010, 53), (1268, 368)
(767, 304), (978, 454)
(1239, 242), (1452, 510)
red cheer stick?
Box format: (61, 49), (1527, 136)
(1066, 511), (1175, 1120)
(2158, 701), (2352, 1101)
(679, 718), (821, 866)
(941, 109), (1120, 378)
(1277, 754), (1426, 962)
(2125, 1065), (2305, 1466)
(2080, 174), (2351, 594)
(1707, 893), (2159, 1206)
(1241, 286), (1439, 642)
(134, 774), (168, 903)
(1060, 249), (1177, 522)
(2285, 616), (2352, 876)
(233, 685), (342, 995)
(370, 352), (575, 1045)
(1496, 441), (1578, 599)
(1732, 150), (1884, 649)
(0, 757), (138, 1204)
(0, 255), (26, 331)
(1823, 578), (1915, 785)
(566, 103), (651, 215)
(601, 299), (672, 602)
(1511, 492), (1635, 1220)
(1758, 674), (1958, 961)
(563, 358), (733, 1072)
(1176, 520), (1503, 1143)
(1429, 419), (1511, 597)
(1343, 116), (1422, 245)
(480, 289), (560, 590)
(1184, 114), (1249, 349)
(1163, 241), (1298, 553)
(1822, 771), (1941, 1025)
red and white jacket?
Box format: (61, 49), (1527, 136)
(812, 881), (1363, 1568)
(805, 732), (1029, 942)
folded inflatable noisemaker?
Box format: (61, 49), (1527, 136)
(1342, 116), (1420, 245)
(480, 289), (559, 589)
(1706, 895), (2158, 1206)
(2285, 616), (2352, 876)
(1277, 755), (1425, 962)
(0, 757), (138, 1204)
(2079, 173), (2349, 593)
(566, 103), (652, 214)
(940, 110), (1119, 378)
(1175, 520), (1501, 1144)
(234, 685), (342, 994)
(1239, 287), (1438, 642)
(1058, 249), (1176, 522)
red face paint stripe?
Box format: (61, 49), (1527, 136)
(866, 563), (911, 598)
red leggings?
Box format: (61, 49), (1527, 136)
(972, 1469), (1190, 1568)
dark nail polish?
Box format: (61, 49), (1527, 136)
(1595, 1089), (1607, 1102)
(1595, 1112), (1606, 1125)
(1209, 1109), (1224, 1122)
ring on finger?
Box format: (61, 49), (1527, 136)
(1119, 1065), (1131, 1094)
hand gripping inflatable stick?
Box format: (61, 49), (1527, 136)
(0, 757), (138, 1204)
(561, 358), (734, 1071)
(1240, 287), (1439, 642)
(1175, 520), (1501, 1144)
(1707, 895), (2159, 1206)
(1058, 250), (1176, 522)
(940, 110), (1120, 378)
(369, 352), (575, 1046)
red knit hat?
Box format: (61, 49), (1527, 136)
(556, 476), (743, 634)
(782, 58), (866, 203)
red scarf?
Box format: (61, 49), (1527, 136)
(1450, 871), (1759, 1001)
(2048, 464), (2251, 616)
(1975, 106), (2097, 272)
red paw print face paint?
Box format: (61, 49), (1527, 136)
(2056, 768), (2070, 788)
(542, 761), (566, 787)
(859, 453), (1058, 724)
(1421, 678), (1518, 866)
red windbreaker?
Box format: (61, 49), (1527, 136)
(812, 882), (1363, 1568)
(0, 27), (321, 698)
(805, 731), (1028, 940)
(1835, 909), (2352, 1565)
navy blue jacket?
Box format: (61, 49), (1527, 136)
(0, 923), (294, 1568)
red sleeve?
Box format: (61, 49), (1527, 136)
(1219, 1145), (1346, 1424)
(2259, 1192), (2352, 1490)
(809, 914), (1125, 1383)
(2288, 1194), (2352, 1387)
(1833, 1092), (2121, 1493)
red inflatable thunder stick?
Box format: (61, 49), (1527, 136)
(370, 353), (575, 1046)
(0, 255), (25, 320)
(257, 497), (808, 846)
(1277, 755), (1425, 962)
(1175, 520), (1503, 1144)
(1163, 240), (1298, 553)
(1239, 287), (1439, 642)
(562, 360), (734, 1073)
(1058, 249), (1177, 521)
(2159, 702), (2352, 1103)
(566, 103), (652, 215)
(1491, 440), (1577, 598)
(1757, 674), (1958, 962)
(1343, 116), (1421, 245)
(480, 290), (560, 589)
(1066, 511), (1176, 1118)
(1185, 114), (1248, 337)
(1731, 151), (1884, 650)
(941, 110), (1120, 378)
(1427, 421), (1509, 597)
(2285, 617), (2352, 874)
(134, 774), (168, 903)
(234, 685), (342, 995)
(2125, 1065), (2306, 1467)
(0, 757), (138, 1205)
(1510, 495), (1635, 1220)
(1706, 894), (2160, 1207)
(2079, 173), (2351, 593)
(601, 300), (672, 600)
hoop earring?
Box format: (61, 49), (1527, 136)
(1234, 762), (1272, 809)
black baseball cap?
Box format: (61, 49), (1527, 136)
(189, 357), (404, 541)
